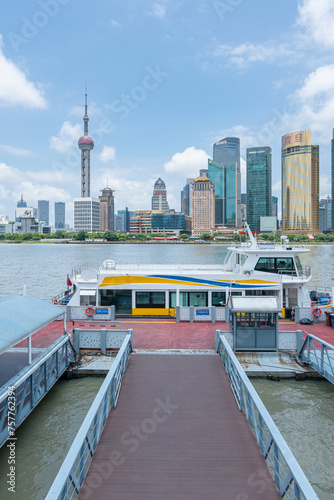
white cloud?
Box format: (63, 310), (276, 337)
(110, 19), (121, 27)
(50, 121), (82, 154)
(149, 2), (167, 19)
(99, 145), (116, 163)
(0, 35), (47, 109)
(297, 0), (334, 49)
(0, 145), (34, 157)
(211, 41), (295, 68)
(0, 163), (21, 183)
(164, 147), (209, 177)
(284, 64), (334, 142)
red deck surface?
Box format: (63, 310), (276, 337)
(1, 317), (333, 388)
(78, 355), (281, 500)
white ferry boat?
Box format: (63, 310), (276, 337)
(59, 224), (313, 317)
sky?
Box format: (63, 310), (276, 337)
(1, 0), (334, 226)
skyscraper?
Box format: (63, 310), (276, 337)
(55, 202), (65, 230)
(152, 178), (169, 211)
(208, 159), (224, 225)
(99, 187), (114, 231)
(17, 194), (27, 208)
(78, 84), (94, 197)
(191, 177), (215, 236)
(38, 200), (49, 225)
(282, 130), (319, 233)
(246, 147), (272, 232)
(331, 129), (334, 230)
(272, 196), (278, 219)
(181, 178), (194, 216)
(212, 137), (241, 226)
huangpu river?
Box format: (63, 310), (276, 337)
(0, 242), (333, 499)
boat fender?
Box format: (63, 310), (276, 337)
(312, 307), (321, 317)
(53, 298), (57, 305)
(85, 306), (95, 317)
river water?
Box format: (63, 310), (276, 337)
(0, 242), (333, 499)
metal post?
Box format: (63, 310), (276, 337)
(63, 312), (67, 334)
(28, 335), (32, 365)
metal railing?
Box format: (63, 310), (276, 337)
(0, 334), (75, 448)
(53, 288), (75, 306)
(216, 332), (319, 500)
(299, 333), (334, 384)
(46, 332), (133, 500)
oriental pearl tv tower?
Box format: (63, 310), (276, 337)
(78, 84), (94, 197)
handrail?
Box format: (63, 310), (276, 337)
(299, 332), (334, 384)
(216, 331), (319, 500)
(45, 331), (133, 500)
(0, 334), (75, 448)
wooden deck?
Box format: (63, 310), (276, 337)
(78, 354), (281, 500)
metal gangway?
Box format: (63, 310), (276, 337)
(46, 332), (318, 500)
(0, 333), (75, 448)
(299, 332), (334, 384)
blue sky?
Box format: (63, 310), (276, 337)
(1, 0), (334, 226)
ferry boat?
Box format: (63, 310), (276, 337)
(56, 223), (314, 317)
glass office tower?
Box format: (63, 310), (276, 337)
(38, 200), (49, 225)
(208, 159), (224, 224)
(282, 131), (319, 233)
(212, 137), (241, 226)
(246, 147), (272, 232)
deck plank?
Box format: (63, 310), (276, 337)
(78, 354), (281, 500)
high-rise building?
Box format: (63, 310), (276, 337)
(319, 197), (332, 233)
(272, 196), (278, 219)
(281, 130), (319, 233)
(17, 194), (27, 208)
(74, 198), (100, 232)
(99, 187), (114, 231)
(55, 202), (65, 230)
(152, 178), (169, 211)
(191, 177), (215, 236)
(213, 137), (241, 226)
(208, 159), (224, 225)
(331, 129), (334, 230)
(38, 200), (49, 225)
(181, 178), (195, 216)
(246, 147), (272, 232)
(118, 208), (133, 232)
(78, 84), (94, 197)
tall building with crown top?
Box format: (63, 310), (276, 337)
(99, 187), (114, 231)
(152, 178), (169, 211)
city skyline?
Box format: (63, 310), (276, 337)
(0, 1), (334, 223)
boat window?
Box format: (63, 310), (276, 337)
(169, 292), (207, 307)
(276, 258), (294, 270)
(212, 292), (226, 306)
(294, 256), (302, 271)
(255, 257), (296, 274)
(136, 292), (165, 308)
(240, 254), (247, 265)
(170, 292), (188, 307)
(245, 313), (255, 327)
(80, 292), (96, 306)
(254, 258), (275, 272)
(236, 254), (240, 264)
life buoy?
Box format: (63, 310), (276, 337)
(53, 298), (57, 305)
(85, 306), (95, 317)
(327, 299), (331, 305)
(312, 307), (321, 317)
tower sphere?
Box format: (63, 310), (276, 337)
(78, 136), (94, 148)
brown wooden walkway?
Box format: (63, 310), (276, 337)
(78, 354), (281, 500)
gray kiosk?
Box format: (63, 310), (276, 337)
(230, 296), (280, 352)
